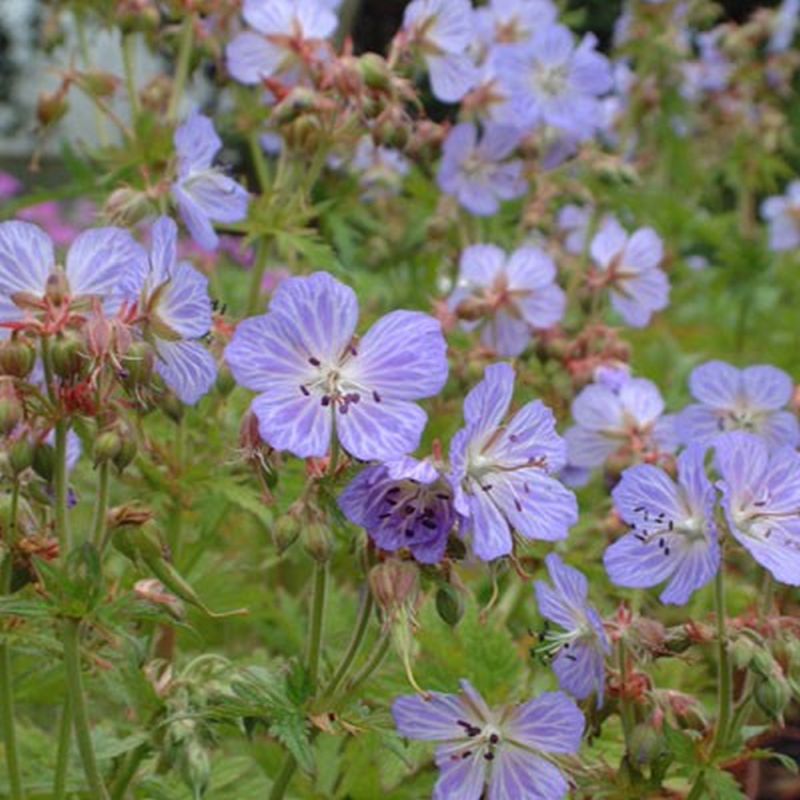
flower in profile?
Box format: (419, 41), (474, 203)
(715, 432), (800, 586)
(494, 25), (612, 139)
(401, 0), (478, 102)
(589, 218), (669, 329)
(678, 361), (798, 450)
(438, 123), (525, 217)
(393, 680), (584, 800)
(225, 0), (337, 87)
(534, 554), (610, 706)
(604, 445), (720, 604)
(349, 136), (410, 200)
(448, 243), (565, 357)
(339, 456), (454, 564)
(761, 181), (800, 252)
(134, 217), (216, 405)
(224, 272), (448, 461)
(0, 220), (147, 329)
(171, 112), (250, 252)
(449, 363), (577, 561)
(564, 375), (676, 470)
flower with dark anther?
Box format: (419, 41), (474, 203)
(678, 360), (799, 450)
(0, 220), (147, 336)
(449, 363), (578, 561)
(534, 554), (610, 706)
(126, 216), (217, 405)
(393, 679), (584, 799)
(339, 455), (455, 564)
(224, 272), (449, 462)
(715, 432), (800, 586)
(604, 445), (720, 604)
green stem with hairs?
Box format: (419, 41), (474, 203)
(121, 32), (140, 116)
(91, 461), (110, 551)
(245, 238), (271, 317)
(54, 421), (73, 552)
(167, 15), (194, 122)
(0, 481), (24, 799)
(52, 697), (72, 800)
(617, 640), (636, 757)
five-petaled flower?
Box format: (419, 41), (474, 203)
(534, 553), (610, 706)
(604, 444), (720, 604)
(448, 243), (565, 357)
(678, 360), (799, 450)
(715, 432), (800, 586)
(171, 112), (250, 252)
(339, 455), (454, 564)
(393, 680), (584, 800)
(224, 271), (449, 461)
(449, 362), (578, 561)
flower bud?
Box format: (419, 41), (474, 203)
(32, 442), (55, 482)
(358, 53), (392, 91)
(755, 671), (791, 722)
(629, 723), (666, 767)
(272, 515), (301, 554)
(77, 71), (119, 99)
(134, 578), (185, 620)
(159, 390), (185, 424)
(50, 331), (87, 381)
(113, 437), (138, 474)
(7, 437), (33, 476)
(273, 87), (319, 125)
(107, 504), (154, 531)
(751, 649), (779, 679)
(302, 522), (332, 563)
(93, 429), (123, 466)
(0, 339), (36, 379)
(730, 635), (759, 670)
(121, 341), (155, 388)
(0, 381), (23, 436)
(215, 365), (236, 397)
(369, 560), (419, 617)
(37, 89), (69, 127)
(435, 583), (465, 627)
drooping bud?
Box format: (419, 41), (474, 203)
(629, 723), (666, 767)
(0, 380), (23, 436)
(120, 341), (155, 388)
(272, 515), (301, 554)
(113, 437), (138, 474)
(754, 670), (791, 723)
(76, 71), (119, 99)
(107, 504), (154, 532)
(37, 89), (69, 127)
(730, 635), (759, 670)
(93, 429), (123, 466)
(50, 331), (87, 381)
(369, 560), (419, 618)
(435, 583), (465, 628)
(7, 437), (34, 476)
(302, 521), (332, 563)
(215, 365), (236, 397)
(0, 339), (36, 379)
(32, 441), (55, 482)
(358, 53), (392, 91)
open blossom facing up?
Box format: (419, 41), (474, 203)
(225, 0), (336, 87)
(565, 376), (676, 470)
(171, 112), (250, 252)
(761, 181), (800, 252)
(438, 123), (526, 217)
(678, 361), (799, 450)
(589, 218), (669, 329)
(339, 456), (454, 564)
(393, 680), (584, 800)
(402, 0), (478, 102)
(604, 445), (720, 605)
(474, 0), (558, 51)
(448, 244), (565, 357)
(494, 25), (612, 140)
(450, 363), (578, 561)
(715, 432), (800, 586)
(134, 217), (217, 405)
(534, 554), (610, 706)
(0, 220), (146, 329)
(224, 272), (448, 461)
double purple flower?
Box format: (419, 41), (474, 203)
(448, 243), (565, 357)
(393, 680), (584, 800)
(224, 272), (449, 462)
(604, 445), (720, 605)
(678, 360), (799, 450)
(450, 363), (578, 561)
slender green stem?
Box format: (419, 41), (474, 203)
(91, 461), (110, 552)
(110, 743), (148, 800)
(268, 754), (298, 800)
(248, 131), (270, 191)
(167, 15), (194, 122)
(306, 562), (328, 693)
(617, 640), (636, 754)
(61, 619), (109, 799)
(245, 239), (271, 317)
(319, 590), (373, 702)
(54, 420), (72, 552)
(0, 481), (24, 799)
(686, 772), (706, 800)
(52, 697), (72, 800)
(121, 33), (140, 116)
(342, 631), (390, 699)
(711, 565), (732, 757)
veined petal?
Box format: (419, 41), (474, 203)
(352, 310), (448, 400)
(488, 749), (569, 800)
(564, 425), (619, 469)
(157, 261), (213, 339)
(552, 642), (605, 703)
(427, 53), (478, 103)
(226, 31), (288, 84)
(458, 244), (506, 288)
(0, 220), (54, 297)
(741, 365), (793, 411)
(533, 581), (577, 630)
(66, 227), (148, 302)
(173, 184), (220, 251)
(689, 361), (741, 408)
(154, 339), (217, 405)
(433, 746), (486, 800)
(571, 384), (623, 431)
(175, 112), (222, 174)
(251, 384), (331, 458)
(392, 691), (475, 741)
(504, 691), (584, 754)
(465, 487), (513, 561)
(149, 216), (178, 286)
(590, 218), (626, 270)
(612, 463), (681, 524)
(463, 362), (514, 439)
(488, 399), (566, 472)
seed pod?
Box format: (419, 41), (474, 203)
(435, 583), (465, 628)
(369, 560), (419, 616)
(93, 430), (123, 466)
(50, 331), (87, 381)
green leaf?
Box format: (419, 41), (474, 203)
(703, 767), (747, 799)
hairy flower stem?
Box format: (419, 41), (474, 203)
(61, 619), (109, 798)
(307, 562), (328, 694)
(109, 743), (148, 800)
(246, 238), (271, 317)
(711, 565), (732, 758)
(167, 15), (194, 122)
(54, 421), (73, 552)
(0, 481), (24, 799)
(91, 461), (110, 551)
(52, 697), (72, 800)
(617, 641), (636, 758)
(122, 33), (140, 117)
